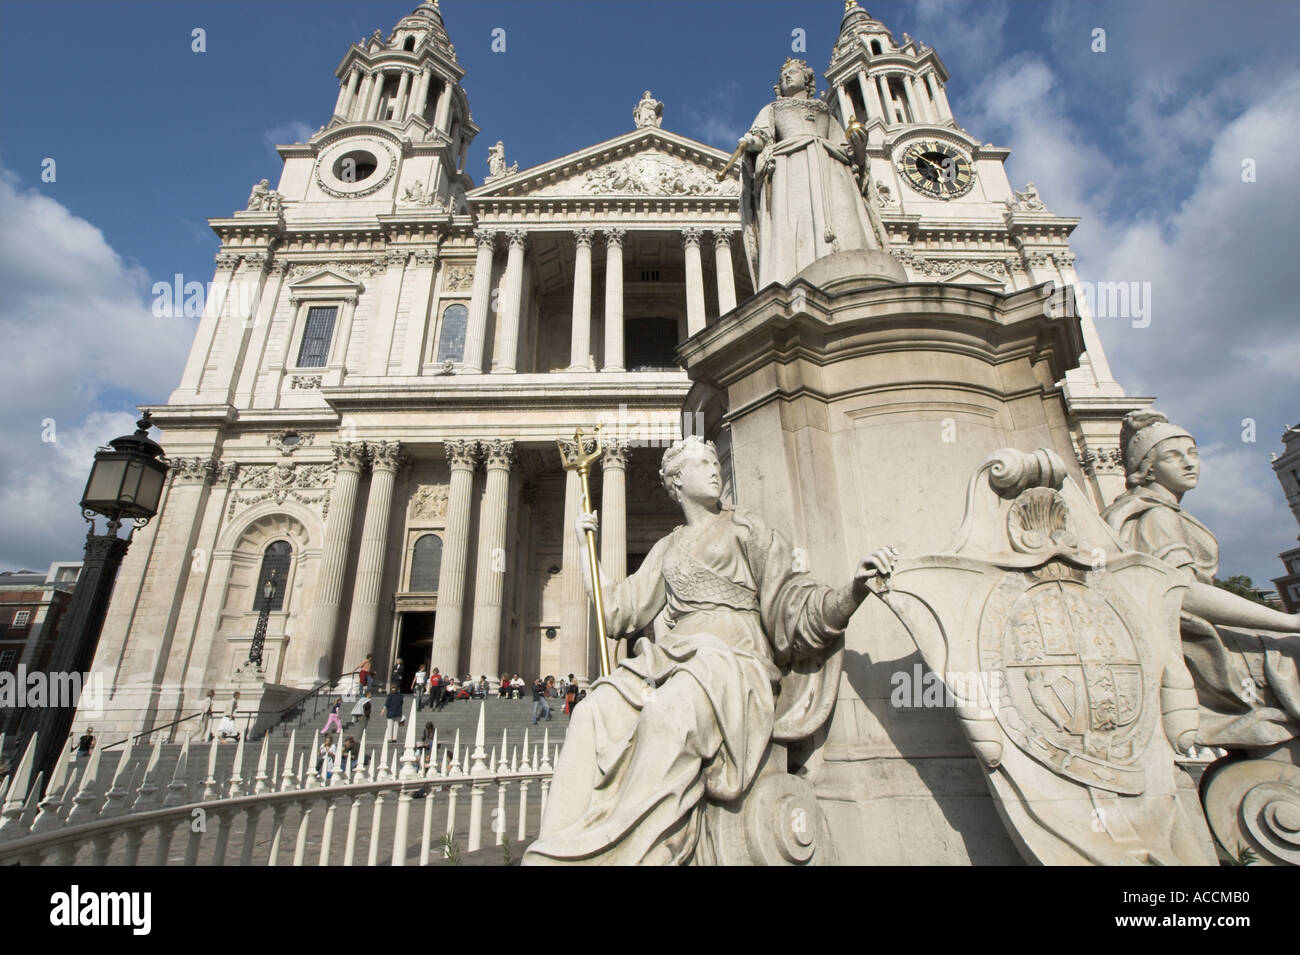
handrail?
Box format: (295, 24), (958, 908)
(101, 711), (204, 751)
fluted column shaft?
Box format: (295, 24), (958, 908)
(559, 463), (588, 680)
(683, 229), (707, 336)
(462, 230), (496, 372)
(494, 231), (527, 373)
(712, 230), (737, 315)
(299, 443), (367, 684)
(602, 229), (625, 372)
(877, 74), (893, 124)
(430, 440), (479, 676)
(343, 442), (406, 670)
(568, 230), (594, 371)
(859, 70), (883, 123)
(600, 440), (628, 665)
(468, 440), (515, 679)
(394, 71), (412, 121)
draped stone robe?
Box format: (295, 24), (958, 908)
(739, 95), (887, 289)
(1103, 486), (1300, 747)
(522, 506), (845, 865)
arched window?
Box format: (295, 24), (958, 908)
(255, 540), (292, 611)
(871, 40), (883, 55)
(403, 36), (416, 51)
(410, 534), (443, 592)
(436, 303), (468, 362)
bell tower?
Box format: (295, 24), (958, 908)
(825, 1), (955, 145)
(327, 1), (478, 196)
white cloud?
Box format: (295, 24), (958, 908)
(0, 167), (192, 570)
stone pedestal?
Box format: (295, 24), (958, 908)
(678, 250), (1090, 864)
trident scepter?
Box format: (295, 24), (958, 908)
(557, 426), (612, 678)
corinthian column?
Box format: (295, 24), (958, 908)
(468, 439), (515, 679)
(343, 441), (407, 671)
(602, 229), (626, 372)
(462, 229), (496, 373)
(494, 230), (527, 373)
(682, 228), (707, 336)
(298, 442), (367, 685)
(568, 229), (594, 371)
(600, 439), (628, 665)
(712, 230), (737, 315)
(430, 440), (479, 676)
(559, 444), (589, 680)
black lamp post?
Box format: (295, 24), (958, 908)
(20, 412), (167, 793)
(249, 571), (277, 668)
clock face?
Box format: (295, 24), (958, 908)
(898, 140), (974, 199)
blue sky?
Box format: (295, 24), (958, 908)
(1, 0), (1298, 588)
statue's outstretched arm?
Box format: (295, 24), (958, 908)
(1182, 579), (1300, 634)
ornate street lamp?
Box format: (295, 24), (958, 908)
(249, 571), (277, 668)
(21, 412), (167, 792)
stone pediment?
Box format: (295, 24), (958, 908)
(941, 267), (1006, 289)
(467, 128), (738, 201)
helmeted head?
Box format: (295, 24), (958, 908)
(659, 434), (722, 505)
(1120, 409), (1198, 492)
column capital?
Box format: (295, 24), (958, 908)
(573, 228), (595, 249)
(413, 247), (438, 266)
(480, 438), (516, 471)
(474, 228), (498, 250)
(445, 438), (480, 471)
(505, 229), (529, 251)
(602, 438), (629, 470)
(711, 229), (735, 250)
(605, 228), (627, 248)
(681, 227), (705, 250)
(369, 440), (408, 472)
(331, 441), (368, 472)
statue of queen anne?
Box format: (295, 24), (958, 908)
(738, 57), (888, 288)
(523, 435), (897, 865)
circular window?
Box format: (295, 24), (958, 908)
(315, 137), (397, 198)
(333, 150), (377, 184)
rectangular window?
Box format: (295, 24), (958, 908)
(0, 649), (16, 674)
(296, 306), (338, 368)
(11, 610), (30, 628)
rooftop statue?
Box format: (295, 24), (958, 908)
(523, 435), (897, 865)
(633, 89), (663, 129)
(735, 58), (887, 288)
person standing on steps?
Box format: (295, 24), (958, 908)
(531, 677), (552, 725)
(321, 695), (343, 736)
(384, 684), (404, 743)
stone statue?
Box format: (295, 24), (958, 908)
(1102, 411), (1300, 747)
(522, 435), (898, 865)
(246, 178), (283, 213)
(1006, 182), (1046, 212)
(633, 89), (663, 128)
(486, 140), (517, 181)
(738, 58), (888, 288)
(884, 447), (1218, 864)
(1101, 411), (1300, 864)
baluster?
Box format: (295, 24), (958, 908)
(227, 729), (247, 797)
(154, 817), (179, 864)
(100, 737), (135, 818)
(280, 731), (299, 792)
(130, 743), (164, 812)
(267, 806), (287, 866)
(495, 775), (509, 847)
(419, 771), (436, 866)
(210, 810), (232, 865)
(253, 736), (272, 794)
(89, 832), (113, 866)
(200, 740), (221, 800)
(343, 789), (362, 866)
(318, 796), (338, 865)
(163, 737), (192, 807)
(64, 732), (107, 826)
(467, 703), (488, 853)
(31, 733), (79, 834)
(239, 807), (262, 866)
(367, 788), (385, 866)
(292, 797), (313, 866)
(121, 825), (144, 865)
(392, 708), (421, 865)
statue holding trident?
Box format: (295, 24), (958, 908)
(524, 434), (898, 865)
